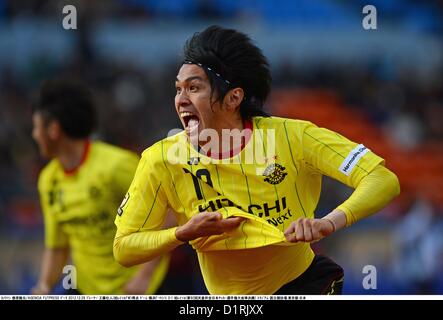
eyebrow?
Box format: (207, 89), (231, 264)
(175, 76), (204, 83)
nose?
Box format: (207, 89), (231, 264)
(175, 90), (191, 108)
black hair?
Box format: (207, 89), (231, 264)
(183, 25), (271, 119)
(33, 78), (97, 139)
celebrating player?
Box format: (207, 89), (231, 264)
(113, 26), (400, 294)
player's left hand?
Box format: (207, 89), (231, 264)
(284, 218), (335, 243)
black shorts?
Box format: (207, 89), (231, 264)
(274, 255), (344, 295)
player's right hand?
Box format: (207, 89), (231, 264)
(175, 211), (245, 242)
(31, 283), (51, 295)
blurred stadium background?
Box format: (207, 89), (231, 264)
(0, 0), (443, 294)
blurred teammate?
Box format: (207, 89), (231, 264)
(31, 79), (170, 295)
(113, 26), (400, 294)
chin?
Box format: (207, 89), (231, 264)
(40, 151), (50, 160)
(39, 148), (53, 160)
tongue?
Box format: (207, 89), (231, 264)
(188, 118), (199, 144)
(188, 118), (199, 129)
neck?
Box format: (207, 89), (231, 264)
(200, 114), (252, 158)
(219, 115), (244, 152)
(57, 138), (89, 173)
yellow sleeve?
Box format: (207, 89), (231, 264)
(336, 165), (400, 226)
(114, 227), (181, 267)
(301, 122), (385, 188)
(114, 148), (182, 266)
(114, 149), (169, 231)
(38, 172), (68, 249)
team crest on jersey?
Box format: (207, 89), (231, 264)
(263, 163), (287, 185)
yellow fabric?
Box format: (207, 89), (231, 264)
(38, 141), (168, 294)
(197, 243), (315, 294)
(114, 116), (385, 294)
(189, 207), (287, 251)
(114, 227), (181, 267)
(336, 165), (400, 226)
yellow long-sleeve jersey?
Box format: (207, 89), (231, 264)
(115, 116), (390, 294)
(38, 141), (168, 294)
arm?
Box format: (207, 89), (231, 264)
(175, 211), (244, 242)
(123, 256), (163, 295)
(114, 149), (176, 267)
(33, 171), (70, 294)
(121, 209), (176, 294)
(114, 223), (181, 268)
(114, 148), (243, 267)
(31, 247), (69, 294)
(114, 212), (243, 267)
(285, 164), (400, 242)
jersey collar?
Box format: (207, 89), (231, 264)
(63, 140), (91, 176)
(201, 119), (253, 160)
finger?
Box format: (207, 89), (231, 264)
(311, 228), (322, 241)
(295, 219), (305, 241)
(285, 232), (297, 242)
(284, 222), (296, 236)
(219, 217), (244, 230)
(206, 211), (222, 221)
(303, 219), (313, 242)
(226, 217), (246, 227)
(311, 220), (323, 241)
(284, 222), (297, 242)
(226, 216), (246, 222)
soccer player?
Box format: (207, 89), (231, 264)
(113, 26), (400, 294)
(31, 79), (170, 295)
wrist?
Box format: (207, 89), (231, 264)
(322, 218), (336, 233)
(323, 209), (347, 231)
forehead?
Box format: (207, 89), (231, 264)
(32, 111), (50, 126)
(32, 111), (43, 123)
(176, 64), (208, 82)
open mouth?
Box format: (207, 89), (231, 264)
(180, 112), (200, 131)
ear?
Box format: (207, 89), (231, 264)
(223, 88), (244, 112)
(47, 120), (62, 140)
